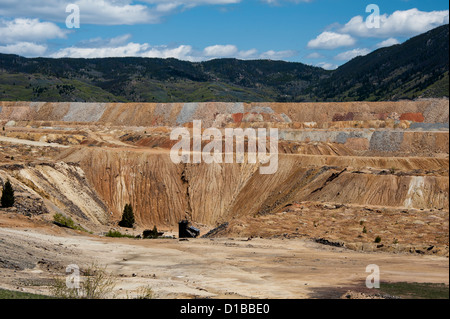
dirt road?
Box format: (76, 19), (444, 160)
(0, 136), (69, 148)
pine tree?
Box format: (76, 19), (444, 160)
(1, 180), (15, 208)
(118, 203), (135, 228)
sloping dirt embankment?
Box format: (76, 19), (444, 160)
(57, 147), (448, 229)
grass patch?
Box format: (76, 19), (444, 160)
(380, 282), (449, 299)
(130, 286), (154, 299)
(53, 213), (88, 232)
(0, 288), (53, 299)
(105, 229), (136, 238)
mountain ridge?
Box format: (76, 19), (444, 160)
(0, 24), (448, 102)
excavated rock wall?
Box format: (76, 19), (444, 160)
(1, 100), (448, 228)
(280, 130), (449, 154)
(1, 100), (447, 156)
(0, 162), (109, 228)
(59, 148), (449, 228)
(1, 99), (448, 126)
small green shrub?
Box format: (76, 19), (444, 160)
(133, 286), (154, 299)
(105, 230), (136, 238)
(51, 264), (117, 299)
(54, 213), (75, 228)
(1, 179), (15, 208)
(118, 203), (135, 228)
(143, 226), (159, 239)
(53, 213), (87, 232)
(374, 236), (382, 243)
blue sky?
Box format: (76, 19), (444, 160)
(0, 0), (448, 69)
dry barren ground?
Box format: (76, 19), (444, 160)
(0, 213), (448, 299)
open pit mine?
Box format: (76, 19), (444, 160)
(0, 99), (448, 299)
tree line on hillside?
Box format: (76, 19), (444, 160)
(0, 24), (448, 102)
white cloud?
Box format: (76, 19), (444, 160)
(143, 0), (241, 7)
(316, 62), (337, 70)
(340, 8), (449, 38)
(203, 44), (238, 57)
(261, 0), (313, 5)
(76, 0), (157, 25)
(305, 52), (323, 59)
(237, 49), (258, 59)
(154, 2), (181, 13)
(307, 31), (356, 50)
(202, 46), (296, 60)
(0, 18), (66, 44)
(0, 0), (155, 25)
(375, 38), (400, 48)
(0, 0), (242, 25)
(49, 35), (296, 61)
(77, 34), (133, 48)
(334, 48), (370, 61)
(51, 42), (150, 59)
(259, 49), (297, 60)
(142, 45), (200, 61)
(0, 42), (47, 57)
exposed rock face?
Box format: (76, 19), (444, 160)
(2, 100), (448, 157)
(0, 100), (448, 237)
(58, 147), (448, 228)
(1, 99), (448, 126)
(0, 162), (109, 227)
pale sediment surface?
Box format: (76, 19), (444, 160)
(0, 221), (448, 299)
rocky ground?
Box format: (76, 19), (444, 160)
(210, 201), (449, 257)
(0, 212), (448, 299)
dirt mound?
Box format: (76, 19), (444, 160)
(207, 201), (449, 255)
